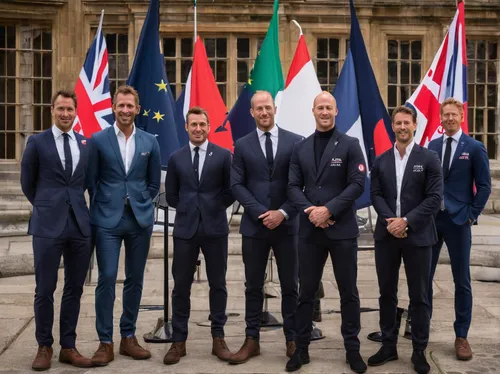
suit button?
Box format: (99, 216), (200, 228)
(65, 200), (71, 205)
(318, 186), (322, 189)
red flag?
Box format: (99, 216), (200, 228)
(188, 36), (233, 151)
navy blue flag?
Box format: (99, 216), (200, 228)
(333, 0), (394, 209)
(174, 88), (190, 147)
(127, 0), (180, 166)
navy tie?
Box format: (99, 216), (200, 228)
(62, 133), (73, 181)
(193, 146), (200, 182)
(443, 137), (452, 180)
(265, 132), (274, 167)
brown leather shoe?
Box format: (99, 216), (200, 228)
(212, 337), (232, 361)
(163, 342), (186, 365)
(59, 348), (93, 368)
(229, 337), (260, 365)
(119, 336), (151, 360)
(32, 346), (53, 371)
(91, 342), (114, 367)
(286, 341), (296, 358)
(455, 337), (473, 360)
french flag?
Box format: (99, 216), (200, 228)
(275, 23), (321, 137)
(178, 36), (234, 152)
(334, 0), (394, 209)
(406, 0), (468, 145)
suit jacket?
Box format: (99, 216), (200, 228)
(166, 142), (234, 239)
(288, 128), (366, 240)
(370, 144), (443, 247)
(231, 127), (303, 238)
(20, 129), (92, 238)
(87, 126), (161, 229)
(428, 133), (491, 225)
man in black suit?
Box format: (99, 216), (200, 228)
(230, 90), (303, 364)
(368, 106), (442, 374)
(20, 90), (93, 370)
(286, 91), (367, 373)
(163, 106), (235, 364)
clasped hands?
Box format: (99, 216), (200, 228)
(304, 206), (335, 228)
(386, 217), (408, 238)
(258, 210), (285, 230)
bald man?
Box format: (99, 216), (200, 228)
(287, 92), (367, 373)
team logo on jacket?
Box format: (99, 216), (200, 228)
(413, 164), (424, 172)
(330, 157), (343, 167)
(358, 164), (365, 172)
(459, 152), (469, 160)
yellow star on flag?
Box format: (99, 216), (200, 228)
(143, 109), (150, 116)
(155, 79), (168, 92)
(152, 111), (165, 123)
(248, 77), (253, 85)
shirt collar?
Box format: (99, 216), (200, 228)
(189, 139), (208, 152)
(394, 140), (415, 158)
(443, 128), (462, 143)
(256, 124), (279, 138)
(114, 122), (136, 138)
(52, 124), (75, 140)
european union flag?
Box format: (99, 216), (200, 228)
(127, 0), (180, 167)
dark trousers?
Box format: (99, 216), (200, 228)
(171, 223), (228, 342)
(295, 233), (360, 352)
(242, 231), (298, 342)
(375, 239), (431, 351)
(33, 209), (91, 348)
(429, 210), (472, 338)
(94, 206), (152, 342)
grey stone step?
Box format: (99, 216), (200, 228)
(0, 163), (20, 172)
(0, 182), (24, 196)
(0, 222), (28, 239)
(0, 210), (31, 222)
(0, 199), (32, 210)
(0, 171), (20, 181)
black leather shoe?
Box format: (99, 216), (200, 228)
(368, 346), (398, 366)
(285, 348), (310, 372)
(367, 331), (383, 343)
(411, 350), (430, 374)
(346, 351), (367, 373)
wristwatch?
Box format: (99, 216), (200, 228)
(403, 217), (408, 231)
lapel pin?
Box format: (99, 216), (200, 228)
(209, 152), (213, 156)
(81, 139), (87, 145)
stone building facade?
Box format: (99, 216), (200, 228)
(0, 0), (499, 163)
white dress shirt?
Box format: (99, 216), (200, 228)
(441, 128), (463, 169)
(394, 140), (415, 217)
(189, 140), (208, 179)
(114, 123), (136, 174)
(52, 125), (80, 175)
(256, 125), (279, 159)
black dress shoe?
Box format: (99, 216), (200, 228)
(346, 351), (367, 373)
(411, 350), (430, 374)
(368, 346), (398, 366)
(367, 331), (383, 343)
(285, 348), (310, 372)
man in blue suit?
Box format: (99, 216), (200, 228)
(87, 85), (161, 366)
(368, 106), (442, 374)
(286, 92), (367, 373)
(428, 98), (491, 361)
(163, 106), (234, 365)
(230, 91), (303, 364)
(21, 90), (93, 370)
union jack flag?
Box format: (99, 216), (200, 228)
(406, 0), (468, 147)
(73, 11), (114, 137)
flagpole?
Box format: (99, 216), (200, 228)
(291, 19), (303, 36)
(193, 0), (197, 41)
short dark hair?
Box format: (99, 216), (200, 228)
(113, 85), (140, 106)
(51, 90), (77, 108)
(391, 105), (417, 124)
(186, 106), (209, 124)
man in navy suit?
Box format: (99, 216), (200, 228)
(230, 91), (302, 364)
(428, 98), (491, 361)
(286, 92), (367, 373)
(367, 106), (442, 374)
(87, 85), (161, 366)
(21, 90), (93, 370)
(163, 107), (234, 364)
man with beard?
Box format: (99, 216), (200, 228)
(428, 98), (491, 361)
(287, 91), (367, 373)
(230, 90), (302, 364)
(87, 85), (161, 366)
(368, 106), (442, 374)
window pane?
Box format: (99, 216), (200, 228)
(388, 40), (398, 59)
(42, 32), (51, 50)
(401, 41), (409, 59)
(216, 38), (227, 58)
(108, 55), (116, 79)
(6, 105), (15, 129)
(237, 38), (249, 58)
(477, 85), (485, 107)
(466, 40), (475, 60)
(400, 86), (409, 103)
(0, 26), (5, 48)
(317, 39), (327, 59)
(33, 52), (41, 77)
(218, 84), (226, 104)
(106, 34), (117, 53)
(6, 132), (14, 158)
(181, 38), (192, 57)
(7, 50), (15, 76)
(487, 109), (496, 133)
(0, 51), (6, 75)
(209, 60), (215, 74)
(33, 30), (42, 50)
(42, 52), (51, 77)
(216, 60), (227, 81)
(401, 62), (409, 84)
(388, 61), (397, 84)
(42, 106), (51, 130)
(477, 40), (486, 60)
(329, 38), (339, 59)
(205, 38), (215, 58)
(388, 85), (397, 107)
(411, 62), (421, 84)
(7, 26), (16, 48)
(317, 60), (328, 85)
(33, 80), (41, 104)
(468, 62), (476, 83)
(118, 34), (128, 53)
(181, 60), (192, 82)
(488, 42), (497, 60)
(43, 79), (51, 104)
(467, 108), (474, 131)
(165, 60), (176, 83)
(0, 78), (4, 102)
(487, 85), (497, 107)
(118, 55), (128, 79)
(475, 109), (484, 132)
(163, 38), (176, 57)
(7, 79), (15, 103)
(237, 60), (248, 82)
(487, 136), (495, 159)
(0, 106), (4, 130)
(487, 62), (497, 83)
(411, 40), (422, 60)
(328, 61), (338, 85)
(468, 84), (475, 106)
(477, 62), (486, 83)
